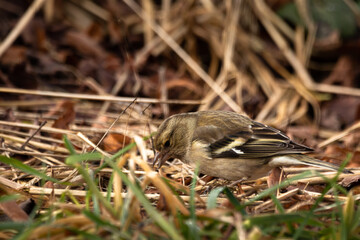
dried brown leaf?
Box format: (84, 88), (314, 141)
(102, 133), (132, 153)
(0, 46), (27, 66)
(267, 167), (285, 188)
(64, 31), (106, 59)
(340, 175), (360, 188)
(0, 200), (29, 222)
(322, 55), (359, 87)
(321, 96), (360, 130)
(51, 101), (75, 138)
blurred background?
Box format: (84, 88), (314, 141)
(1, 1), (360, 238)
(0, 0), (359, 163)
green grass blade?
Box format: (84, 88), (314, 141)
(0, 156), (59, 183)
(0, 194), (20, 202)
(207, 187), (225, 210)
(95, 134), (154, 174)
(269, 194), (285, 214)
(269, 193), (295, 233)
(244, 171), (312, 208)
(76, 165), (115, 217)
(223, 188), (245, 214)
(65, 152), (103, 165)
(244, 212), (322, 228)
(65, 227), (104, 240)
(104, 158), (183, 240)
(83, 210), (117, 229)
(63, 135), (76, 155)
(0, 222), (28, 231)
(94, 142), (136, 174)
(188, 166), (200, 240)
(293, 169), (344, 239)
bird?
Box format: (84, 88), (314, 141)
(153, 110), (351, 181)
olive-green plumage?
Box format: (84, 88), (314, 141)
(154, 111), (350, 180)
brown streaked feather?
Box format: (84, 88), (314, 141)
(154, 110), (351, 180)
(191, 112), (313, 159)
(193, 111), (252, 142)
(192, 125), (228, 143)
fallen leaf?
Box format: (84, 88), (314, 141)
(0, 201), (28, 222)
(0, 46), (27, 66)
(343, 130), (360, 149)
(64, 31), (106, 59)
(102, 133), (132, 153)
(340, 175), (360, 189)
(321, 96), (360, 130)
(86, 22), (104, 43)
(21, 18), (47, 51)
(156, 194), (167, 211)
(322, 55), (360, 87)
(51, 101), (75, 139)
(347, 151), (360, 168)
(267, 167), (285, 188)
(322, 145), (360, 167)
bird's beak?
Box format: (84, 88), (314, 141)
(152, 151), (171, 169)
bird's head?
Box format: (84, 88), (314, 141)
(153, 113), (197, 168)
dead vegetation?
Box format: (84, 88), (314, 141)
(0, 0), (360, 239)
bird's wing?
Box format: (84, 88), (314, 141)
(194, 120), (313, 159)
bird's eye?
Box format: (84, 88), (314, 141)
(164, 140), (170, 147)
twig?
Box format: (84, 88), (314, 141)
(28, 186), (229, 204)
(0, 148), (67, 158)
(318, 121), (360, 148)
(159, 66), (169, 117)
(123, 0), (242, 113)
(0, 87), (202, 105)
(76, 132), (111, 157)
(0, 133), (72, 154)
(68, 0), (109, 21)
(314, 83), (360, 97)
(254, 188), (299, 213)
(0, 127), (64, 144)
(0, 0), (46, 57)
(92, 98), (137, 153)
(253, 0), (315, 89)
(299, 189), (351, 201)
(19, 121), (47, 151)
(0, 120), (76, 136)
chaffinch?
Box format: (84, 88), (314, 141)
(153, 110), (350, 181)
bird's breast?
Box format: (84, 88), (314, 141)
(197, 158), (272, 180)
(186, 141), (272, 180)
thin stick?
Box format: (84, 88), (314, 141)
(253, 0), (315, 89)
(159, 66), (169, 117)
(0, 87), (202, 105)
(68, 0), (109, 21)
(0, 148), (67, 158)
(314, 83), (360, 97)
(0, 120), (74, 134)
(318, 121), (360, 148)
(0, 127), (63, 144)
(123, 0), (242, 113)
(0, 0), (46, 57)
(19, 121), (47, 150)
(142, 104), (156, 158)
(28, 186), (229, 204)
(0, 133), (71, 154)
(92, 98), (137, 153)
(76, 132), (111, 157)
(254, 188), (299, 213)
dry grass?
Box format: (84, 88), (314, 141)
(0, 0), (359, 239)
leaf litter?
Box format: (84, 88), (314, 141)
(0, 0), (359, 239)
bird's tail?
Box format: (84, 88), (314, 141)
(271, 154), (352, 174)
